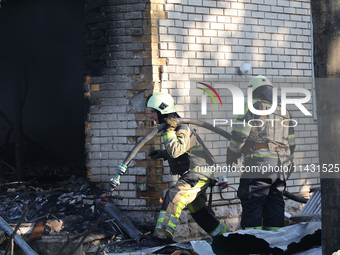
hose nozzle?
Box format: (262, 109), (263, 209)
(109, 163), (127, 191)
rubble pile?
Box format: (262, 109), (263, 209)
(0, 176), (145, 254)
(0, 176), (100, 225)
(0, 166), (322, 254)
(0, 174), (199, 255)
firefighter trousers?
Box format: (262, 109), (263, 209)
(237, 176), (285, 230)
(154, 172), (227, 239)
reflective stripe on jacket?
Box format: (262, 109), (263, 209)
(162, 123), (215, 176)
(229, 99), (296, 166)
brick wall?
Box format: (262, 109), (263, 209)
(157, 0), (319, 194)
(84, 0), (320, 240)
(156, 0), (319, 235)
(84, 0), (169, 209)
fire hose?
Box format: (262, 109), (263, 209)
(110, 118), (307, 204)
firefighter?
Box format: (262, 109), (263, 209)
(227, 75), (295, 230)
(146, 91), (229, 244)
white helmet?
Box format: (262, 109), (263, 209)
(146, 92), (177, 114)
(247, 75), (273, 91)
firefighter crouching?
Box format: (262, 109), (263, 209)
(146, 92), (229, 245)
(227, 75), (296, 230)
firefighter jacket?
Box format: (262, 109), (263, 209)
(161, 123), (215, 178)
(229, 98), (296, 168)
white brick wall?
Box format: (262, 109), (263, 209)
(85, 1), (319, 237)
(159, 0), (319, 201)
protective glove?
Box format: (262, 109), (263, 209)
(227, 147), (241, 166)
(148, 150), (167, 160)
(164, 118), (177, 132)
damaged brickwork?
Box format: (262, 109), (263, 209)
(84, 0), (171, 212)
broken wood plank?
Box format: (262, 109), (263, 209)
(0, 181), (22, 186)
(0, 159), (17, 174)
(83, 232), (115, 244)
(10, 239), (14, 255)
(30, 221), (45, 241)
(15, 67), (24, 181)
(0, 216), (38, 255)
(291, 214), (321, 223)
(9, 223), (34, 235)
(170, 250), (183, 255)
(0, 230), (5, 244)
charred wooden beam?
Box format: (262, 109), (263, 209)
(15, 67), (23, 181)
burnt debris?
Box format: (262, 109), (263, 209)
(0, 176), (128, 254)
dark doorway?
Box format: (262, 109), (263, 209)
(0, 0), (87, 182)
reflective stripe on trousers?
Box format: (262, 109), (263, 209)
(209, 222), (227, 237)
(155, 210), (179, 237)
(155, 174), (210, 238)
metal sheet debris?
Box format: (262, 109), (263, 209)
(106, 240), (202, 255)
(300, 189), (321, 215)
(212, 222), (321, 254)
(292, 188), (321, 223)
(190, 240), (215, 255)
(293, 246), (321, 255)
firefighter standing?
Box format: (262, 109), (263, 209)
(146, 92), (229, 244)
(227, 75), (295, 230)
